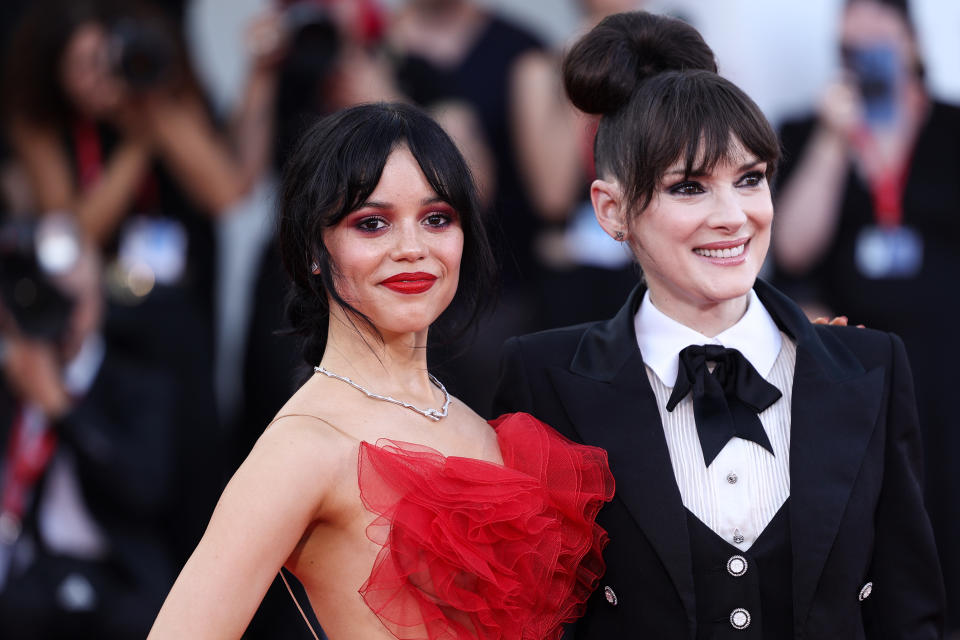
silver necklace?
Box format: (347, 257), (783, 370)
(314, 365), (451, 421)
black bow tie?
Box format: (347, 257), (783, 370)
(666, 344), (783, 466)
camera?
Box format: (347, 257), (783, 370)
(108, 17), (177, 91)
(281, 2), (341, 86)
(0, 216), (78, 341)
(843, 44), (899, 126)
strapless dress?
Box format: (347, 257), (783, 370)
(358, 412), (615, 640)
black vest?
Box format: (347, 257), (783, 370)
(687, 500), (793, 639)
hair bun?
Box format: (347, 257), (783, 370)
(563, 11), (717, 116)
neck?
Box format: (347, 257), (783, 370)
(319, 307), (438, 402)
(647, 289), (750, 338)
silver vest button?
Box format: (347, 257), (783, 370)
(730, 607), (751, 630)
(859, 581), (873, 601)
(726, 555), (748, 577)
(603, 585), (618, 606)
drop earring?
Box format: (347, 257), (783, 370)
(614, 231), (625, 241)
(310, 261), (320, 274)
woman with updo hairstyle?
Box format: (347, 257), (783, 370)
(149, 101), (614, 639)
(494, 11), (944, 639)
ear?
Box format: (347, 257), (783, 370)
(590, 178), (628, 241)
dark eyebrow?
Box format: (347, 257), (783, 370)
(736, 160), (765, 172)
(355, 200), (390, 210)
(355, 196), (446, 210)
(662, 159), (765, 179)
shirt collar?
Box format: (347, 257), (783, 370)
(634, 289), (782, 387)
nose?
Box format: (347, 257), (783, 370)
(707, 186), (748, 232)
(390, 221), (428, 262)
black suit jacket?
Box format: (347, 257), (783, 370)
(492, 279), (944, 639)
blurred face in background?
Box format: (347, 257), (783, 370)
(840, 0), (919, 79)
(59, 22), (126, 118)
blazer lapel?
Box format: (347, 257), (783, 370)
(754, 280), (885, 631)
(547, 286), (697, 636)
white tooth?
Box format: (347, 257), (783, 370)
(722, 248), (732, 258)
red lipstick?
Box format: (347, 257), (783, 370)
(380, 272), (437, 294)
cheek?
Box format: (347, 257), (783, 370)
(630, 213), (692, 262)
(751, 199), (775, 236)
(438, 230), (464, 276)
(324, 236), (377, 301)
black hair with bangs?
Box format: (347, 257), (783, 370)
(563, 11), (780, 216)
(278, 102), (497, 367)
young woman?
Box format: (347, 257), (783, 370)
(492, 11), (945, 639)
(148, 102), (614, 640)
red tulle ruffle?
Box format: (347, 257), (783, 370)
(358, 412), (614, 640)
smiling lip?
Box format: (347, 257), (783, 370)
(692, 238), (750, 264)
(380, 272), (437, 294)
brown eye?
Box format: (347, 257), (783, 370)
(424, 212), (452, 228)
(668, 181), (705, 196)
(737, 171), (766, 188)
(356, 217), (388, 232)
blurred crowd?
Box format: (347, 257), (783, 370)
(0, 0), (956, 638)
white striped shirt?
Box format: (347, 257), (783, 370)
(634, 290), (795, 550)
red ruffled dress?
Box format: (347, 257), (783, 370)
(357, 412), (615, 640)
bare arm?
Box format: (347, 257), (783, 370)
(772, 122), (850, 274)
(10, 120), (151, 246)
(225, 9), (284, 187)
(144, 93), (253, 217)
(148, 420), (340, 639)
(227, 65), (277, 187)
(509, 50), (583, 222)
(431, 100), (496, 210)
(772, 82), (859, 275)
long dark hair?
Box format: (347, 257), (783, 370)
(278, 101), (497, 367)
(563, 11), (780, 215)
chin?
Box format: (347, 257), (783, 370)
(373, 308), (443, 335)
(700, 274), (757, 305)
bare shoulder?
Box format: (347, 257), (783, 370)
(253, 408), (358, 487)
(227, 381), (364, 523)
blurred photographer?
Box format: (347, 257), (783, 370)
(0, 213), (184, 639)
(4, 0), (272, 239)
(0, 0), (286, 564)
(771, 0), (960, 630)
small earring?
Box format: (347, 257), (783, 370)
(614, 231), (625, 241)
(310, 261), (320, 274)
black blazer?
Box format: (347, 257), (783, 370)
(492, 279), (944, 639)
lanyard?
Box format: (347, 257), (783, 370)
(867, 163), (911, 228)
(852, 126), (913, 228)
(0, 404), (57, 543)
